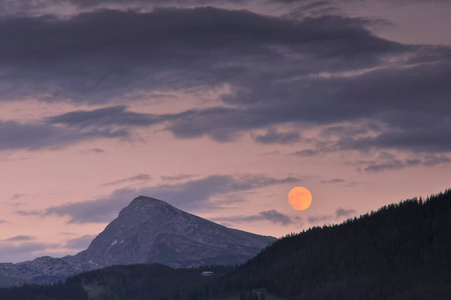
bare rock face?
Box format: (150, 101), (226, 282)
(0, 196), (276, 284)
(77, 196), (275, 268)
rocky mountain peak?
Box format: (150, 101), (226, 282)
(81, 196), (276, 268)
(118, 196), (181, 219)
(0, 196), (276, 285)
(128, 195), (168, 208)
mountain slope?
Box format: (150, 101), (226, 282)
(201, 189), (451, 299)
(0, 196), (275, 284)
(72, 196), (276, 269)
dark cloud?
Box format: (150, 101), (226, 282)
(0, 242), (57, 263)
(259, 210), (296, 225)
(212, 209), (303, 226)
(4, 235), (35, 241)
(281, 0), (342, 19)
(0, 119), (128, 151)
(308, 206), (357, 224)
(0, 219), (9, 224)
(292, 149), (323, 157)
(101, 173), (151, 186)
(47, 106), (160, 128)
(363, 159), (404, 173)
(141, 174), (299, 211)
(43, 174), (299, 223)
(0, 0), (250, 15)
(355, 153), (451, 173)
(67, 0), (249, 8)
(14, 210), (42, 216)
(0, 8), (405, 104)
(421, 155), (451, 166)
(335, 207), (356, 218)
(44, 188), (135, 223)
(0, 121), (72, 151)
(0, 7), (448, 160)
(1, 0), (443, 19)
(307, 214), (332, 224)
(64, 234), (95, 250)
(160, 55), (451, 147)
(253, 128), (301, 144)
(320, 178), (345, 184)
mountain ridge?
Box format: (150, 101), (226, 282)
(0, 196), (276, 285)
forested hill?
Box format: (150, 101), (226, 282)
(0, 189), (450, 300)
(201, 189), (451, 299)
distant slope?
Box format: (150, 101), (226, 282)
(0, 275), (30, 288)
(0, 264), (230, 300)
(73, 264), (230, 300)
(203, 189), (451, 299)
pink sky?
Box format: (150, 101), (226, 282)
(0, 0), (450, 263)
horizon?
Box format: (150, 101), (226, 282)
(0, 0), (450, 263)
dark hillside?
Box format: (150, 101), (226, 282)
(69, 264), (230, 300)
(202, 189), (451, 299)
(0, 264), (231, 300)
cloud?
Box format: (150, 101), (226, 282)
(44, 188), (135, 223)
(335, 207), (357, 218)
(355, 153), (451, 173)
(253, 128), (301, 144)
(80, 148), (106, 154)
(307, 214), (332, 224)
(64, 234), (95, 250)
(0, 8), (406, 105)
(12, 193), (26, 199)
(0, 7), (448, 160)
(140, 174), (299, 211)
(160, 54), (451, 148)
(14, 210), (42, 216)
(0, 242), (58, 263)
(308, 207), (357, 224)
(320, 178), (345, 184)
(0, 119), (128, 151)
(102, 173), (151, 186)
(4, 235), (35, 241)
(0, 106), (161, 151)
(43, 174), (299, 223)
(47, 106), (160, 128)
(160, 174), (198, 181)
(213, 209), (303, 226)
(292, 149), (323, 157)
(2, 0), (442, 20)
(0, 219), (10, 224)
(363, 159), (404, 172)
(0, 0), (251, 16)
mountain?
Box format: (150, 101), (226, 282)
(1, 189), (450, 299)
(0, 196), (276, 285)
(73, 196), (275, 269)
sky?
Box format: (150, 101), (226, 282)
(0, 0), (450, 263)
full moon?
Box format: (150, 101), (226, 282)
(288, 187), (312, 210)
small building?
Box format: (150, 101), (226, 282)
(201, 271), (214, 276)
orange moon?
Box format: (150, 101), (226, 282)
(288, 187), (312, 210)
